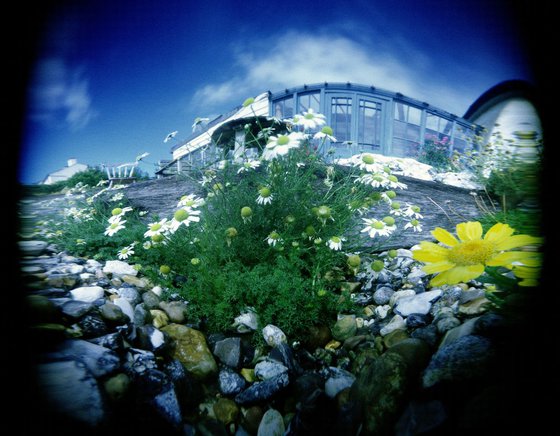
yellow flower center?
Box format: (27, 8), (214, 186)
(447, 240), (495, 266)
(362, 154), (375, 165)
(277, 135), (290, 146)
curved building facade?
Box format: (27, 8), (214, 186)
(158, 82), (482, 176)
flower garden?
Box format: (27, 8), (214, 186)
(23, 101), (545, 434)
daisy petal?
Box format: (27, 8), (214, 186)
(456, 221), (482, 242)
(486, 250), (539, 267)
(494, 235), (543, 251)
(422, 261), (455, 274)
(484, 222), (514, 243)
(430, 264), (484, 286)
(431, 228), (458, 246)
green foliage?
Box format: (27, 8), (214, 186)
(484, 160), (540, 210)
(479, 209), (541, 237)
(417, 136), (453, 171)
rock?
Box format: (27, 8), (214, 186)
(218, 367), (247, 396)
(36, 360), (106, 427)
(350, 352), (409, 435)
(133, 303), (152, 326)
(422, 335), (495, 388)
(233, 309), (259, 333)
(60, 300), (93, 319)
(324, 367), (356, 398)
(262, 324), (287, 347)
(395, 399), (447, 435)
(47, 339), (120, 378)
(458, 297), (491, 316)
(406, 267), (427, 285)
(460, 288), (486, 304)
(254, 359), (289, 381)
(257, 408), (285, 436)
(214, 337), (241, 368)
(240, 368), (257, 383)
(70, 286), (105, 303)
(99, 302), (129, 324)
(136, 325), (168, 352)
(103, 260), (138, 277)
(142, 290), (161, 309)
(115, 287), (141, 306)
(405, 313), (431, 328)
(151, 286), (163, 297)
(389, 289), (416, 306)
(410, 325), (439, 348)
(159, 301), (188, 323)
(150, 309), (170, 328)
(234, 373), (290, 405)
(242, 406), (264, 435)
(213, 398), (239, 424)
(134, 369), (182, 429)
(28, 323), (67, 346)
(161, 324), (218, 379)
(373, 286), (394, 305)
(383, 329), (409, 348)
(374, 304), (391, 320)
(124, 348), (158, 377)
(122, 274), (149, 288)
(303, 324), (332, 350)
(112, 297), (134, 322)
(88, 332), (125, 352)
(19, 240), (48, 256)
(386, 338), (432, 376)
(436, 315), (461, 334)
(26, 294), (58, 323)
(103, 373), (131, 401)
(331, 315), (357, 341)
(394, 289), (442, 316)
(78, 313), (109, 338)
(162, 359), (203, 409)
(380, 314), (406, 336)
(439, 316), (480, 348)
(269, 343), (301, 376)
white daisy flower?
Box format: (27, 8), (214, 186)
(265, 231), (282, 247)
(256, 187), (274, 205)
(326, 236), (345, 251)
(352, 153), (384, 172)
(356, 173), (389, 189)
(361, 218), (394, 238)
(261, 132), (304, 160)
(404, 219), (423, 232)
(403, 205), (423, 219)
(385, 174), (407, 189)
(177, 194), (205, 209)
(108, 206), (133, 223)
(142, 241), (152, 250)
(117, 244), (135, 260)
(313, 126), (337, 142)
(144, 219), (168, 238)
(104, 218), (126, 237)
(109, 192), (124, 202)
(294, 109), (326, 130)
(167, 208), (201, 233)
(237, 160), (261, 174)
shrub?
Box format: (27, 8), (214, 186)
(417, 136), (453, 171)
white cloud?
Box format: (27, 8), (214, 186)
(190, 31), (474, 116)
(28, 58), (97, 130)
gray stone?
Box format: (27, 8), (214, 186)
(77, 313), (109, 338)
(257, 408), (285, 436)
(70, 286), (104, 303)
(136, 325), (168, 352)
(410, 325), (439, 348)
(254, 359), (289, 381)
(103, 373), (131, 401)
(406, 267), (427, 285)
(213, 337), (242, 368)
(142, 290), (161, 309)
(48, 339), (120, 378)
(373, 286), (394, 305)
(26, 294), (58, 323)
(439, 316), (480, 348)
(394, 289), (442, 316)
(113, 297), (135, 321)
(124, 348), (158, 376)
(99, 302), (129, 324)
(436, 315), (461, 334)
(103, 260), (138, 277)
(405, 313), (431, 328)
(19, 240), (48, 256)
(36, 360), (105, 426)
(61, 300), (93, 318)
(218, 368), (247, 396)
(233, 309), (259, 333)
(133, 303), (152, 326)
(324, 367), (356, 398)
(422, 335), (495, 388)
(88, 333), (124, 352)
(262, 324), (287, 347)
(159, 300), (188, 324)
(135, 369), (182, 429)
(235, 373), (290, 405)
(332, 315), (357, 341)
(389, 289), (416, 306)
(380, 315), (406, 336)
(115, 287), (141, 306)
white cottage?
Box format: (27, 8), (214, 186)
(41, 159), (89, 185)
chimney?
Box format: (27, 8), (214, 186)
(67, 158), (78, 167)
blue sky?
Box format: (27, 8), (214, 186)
(18, 0), (535, 184)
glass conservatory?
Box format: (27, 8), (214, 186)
(157, 82), (481, 176)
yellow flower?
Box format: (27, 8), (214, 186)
(413, 221), (541, 287)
